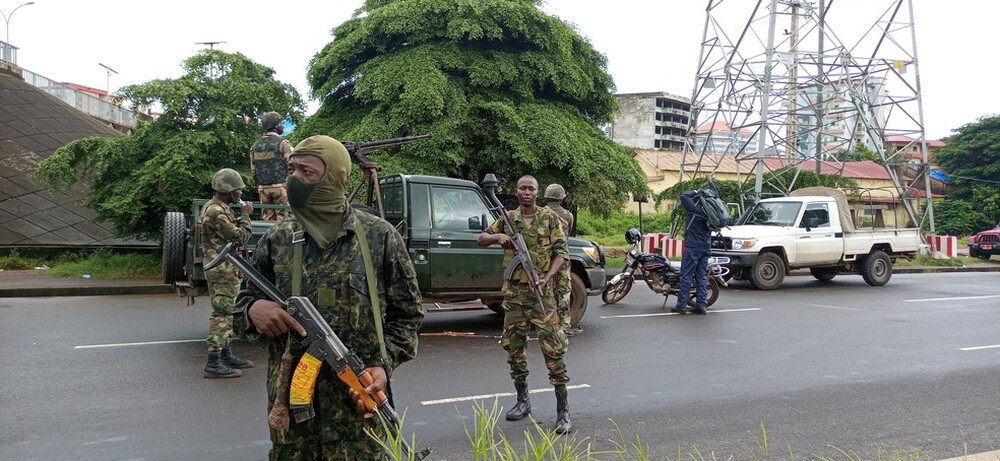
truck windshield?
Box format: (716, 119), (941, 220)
(744, 202), (802, 227)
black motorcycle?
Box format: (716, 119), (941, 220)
(601, 228), (730, 307)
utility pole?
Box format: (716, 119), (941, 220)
(98, 62), (118, 94)
(195, 41), (227, 78)
(785, 1), (800, 160)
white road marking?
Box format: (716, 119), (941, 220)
(904, 294), (1000, 303)
(421, 384), (591, 406)
(600, 308), (760, 319)
(75, 339), (202, 349)
(802, 303), (865, 311)
(959, 344), (1000, 351)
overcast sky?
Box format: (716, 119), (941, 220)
(5, 0), (990, 140)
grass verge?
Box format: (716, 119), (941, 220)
(0, 249), (161, 278)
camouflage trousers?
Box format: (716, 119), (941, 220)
(501, 282), (569, 385)
(258, 184), (289, 221)
(268, 367), (386, 460)
(554, 263), (572, 332)
(206, 271), (240, 353)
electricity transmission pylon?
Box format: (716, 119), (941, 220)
(679, 0), (935, 232)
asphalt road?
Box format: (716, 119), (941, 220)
(1, 272), (998, 460)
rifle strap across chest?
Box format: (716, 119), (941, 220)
(290, 216), (388, 365)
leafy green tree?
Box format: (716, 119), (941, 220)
(298, 0), (648, 214)
(932, 115), (1000, 234)
(36, 50), (304, 240)
(834, 144), (883, 164)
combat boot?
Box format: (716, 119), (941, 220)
(221, 347), (254, 369)
(554, 384), (573, 433)
(204, 352), (241, 379)
(505, 382), (532, 421)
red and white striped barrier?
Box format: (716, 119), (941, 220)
(926, 234), (958, 257)
(643, 233), (685, 258)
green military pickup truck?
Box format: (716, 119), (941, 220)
(162, 174), (606, 324)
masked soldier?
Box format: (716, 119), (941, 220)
(250, 111), (293, 221)
(201, 168), (255, 378)
(542, 183), (582, 337)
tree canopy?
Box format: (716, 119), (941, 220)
(297, 0), (648, 214)
(36, 50), (304, 240)
(932, 115), (1000, 234)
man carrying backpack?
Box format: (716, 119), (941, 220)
(672, 189), (713, 315)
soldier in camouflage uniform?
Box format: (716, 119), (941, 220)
(542, 183), (582, 337)
(201, 168), (255, 379)
(478, 175), (573, 434)
(250, 112), (293, 221)
(233, 135), (424, 460)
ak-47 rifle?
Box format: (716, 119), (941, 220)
(481, 173), (549, 315)
(343, 133), (432, 217)
(205, 243), (430, 461)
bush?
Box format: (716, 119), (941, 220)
(576, 209), (673, 246)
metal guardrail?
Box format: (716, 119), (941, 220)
(1, 41), (148, 130)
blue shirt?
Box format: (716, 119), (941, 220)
(680, 190), (712, 249)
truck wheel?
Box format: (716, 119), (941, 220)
(162, 212), (187, 284)
(810, 268), (837, 282)
(601, 276), (633, 305)
(860, 250), (892, 286)
(975, 250), (992, 260)
(750, 252), (785, 290)
(969, 248), (980, 259)
(687, 277), (721, 307)
(568, 273), (588, 325)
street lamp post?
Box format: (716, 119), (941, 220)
(2, 1), (35, 46)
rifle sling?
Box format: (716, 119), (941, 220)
(291, 217), (388, 367)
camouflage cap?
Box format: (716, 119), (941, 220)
(211, 168), (246, 193)
(544, 183), (566, 200)
(261, 112), (283, 131)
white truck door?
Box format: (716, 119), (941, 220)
(794, 202), (842, 265)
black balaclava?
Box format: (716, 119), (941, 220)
(286, 135), (351, 249)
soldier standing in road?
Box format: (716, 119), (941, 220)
(478, 175), (573, 434)
(233, 135), (424, 459)
(201, 168), (255, 378)
(542, 183), (582, 337)
(249, 111), (293, 221)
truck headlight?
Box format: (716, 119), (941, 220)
(732, 238), (757, 250)
(582, 246), (600, 262)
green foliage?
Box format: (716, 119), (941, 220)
(576, 209), (673, 246)
(0, 249), (44, 270)
(299, 0), (648, 215)
(45, 249), (161, 278)
(753, 167), (859, 200)
(932, 115), (1000, 234)
(35, 50), (304, 240)
(834, 144), (883, 164)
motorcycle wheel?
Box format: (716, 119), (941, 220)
(601, 276), (634, 305)
(686, 277), (721, 308)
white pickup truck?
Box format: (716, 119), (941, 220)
(712, 187), (923, 290)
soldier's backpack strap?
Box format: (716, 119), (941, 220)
(353, 214), (389, 366)
(291, 225), (305, 297)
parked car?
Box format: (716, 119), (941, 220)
(967, 221), (1000, 260)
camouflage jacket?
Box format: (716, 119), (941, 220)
(233, 205), (423, 374)
(545, 203), (574, 236)
(200, 198), (252, 279)
(489, 206), (568, 282)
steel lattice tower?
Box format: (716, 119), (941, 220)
(680, 0), (935, 232)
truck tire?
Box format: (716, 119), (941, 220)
(685, 277), (721, 307)
(162, 212), (187, 284)
(568, 272), (588, 325)
(601, 276), (633, 305)
(749, 252), (785, 290)
(860, 250), (892, 286)
(810, 267), (837, 282)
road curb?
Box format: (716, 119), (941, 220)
(0, 284), (174, 298)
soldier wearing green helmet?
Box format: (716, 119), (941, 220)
(249, 111), (293, 221)
(200, 168), (255, 378)
(543, 183), (582, 336)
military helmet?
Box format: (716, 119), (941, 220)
(211, 168), (246, 193)
(544, 183), (566, 200)
(261, 111), (283, 131)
